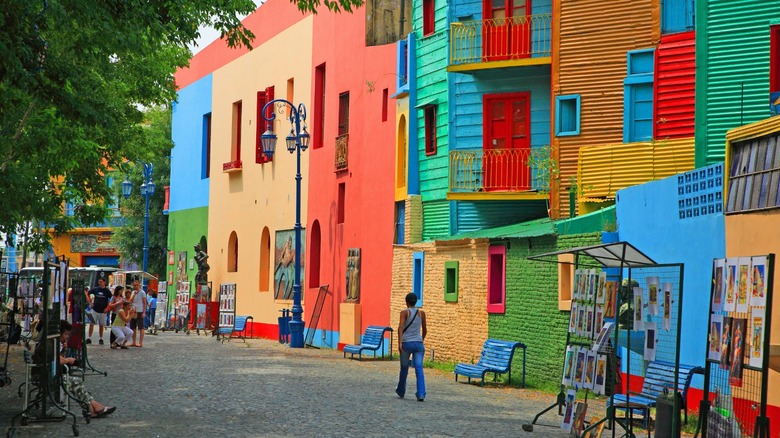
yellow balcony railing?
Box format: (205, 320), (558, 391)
(335, 133), (348, 172)
(449, 148), (545, 193)
(450, 13), (552, 66)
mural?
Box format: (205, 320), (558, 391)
(274, 229), (305, 301)
(345, 248), (361, 302)
(70, 234), (116, 253)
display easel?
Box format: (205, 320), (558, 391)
(697, 254), (775, 438)
(524, 242), (687, 438)
(193, 281), (216, 335)
(217, 283), (236, 343)
(174, 280), (190, 333)
(152, 281), (169, 333)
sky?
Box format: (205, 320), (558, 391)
(189, 2), (263, 55)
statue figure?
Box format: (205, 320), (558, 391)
(194, 244), (210, 284)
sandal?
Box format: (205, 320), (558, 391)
(110, 344), (117, 350)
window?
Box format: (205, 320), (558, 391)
(487, 245), (506, 313)
(255, 87), (274, 164)
(396, 115), (408, 192)
(338, 92), (350, 136)
(287, 78), (295, 112)
(484, 92), (531, 190)
(771, 26), (780, 97)
(444, 260), (459, 303)
(623, 50), (655, 143)
(555, 95), (581, 136)
(412, 252), (424, 305)
(397, 37), (410, 92)
(422, 0), (435, 36)
(382, 88), (389, 122)
(202, 113), (212, 178)
(424, 105), (437, 156)
(259, 227), (270, 291)
(661, 0), (694, 34)
(314, 64), (326, 149)
(337, 183), (345, 224)
(394, 201), (406, 244)
(726, 133), (780, 213)
(228, 231), (238, 272)
(309, 220), (321, 287)
(557, 254), (574, 311)
(231, 101), (242, 162)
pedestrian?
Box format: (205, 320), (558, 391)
(146, 291), (157, 331)
(395, 292), (427, 402)
(86, 278), (112, 345)
(129, 278), (147, 347)
(111, 301), (134, 349)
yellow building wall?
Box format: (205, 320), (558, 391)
(50, 229), (118, 268)
(390, 240), (490, 363)
(395, 95), (409, 201)
(208, 16), (314, 327)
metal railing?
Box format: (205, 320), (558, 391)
(450, 148), (542, 193)
(450, 13), (552, 66)
(335, 133), (348, 172)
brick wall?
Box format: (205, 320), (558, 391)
(390, 239), (489, 362)
(405, 195), (422, 244)
(489, 232), (602, 388)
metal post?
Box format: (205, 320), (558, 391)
(289, 111), (305, 348)
(142, 163), (153, 289)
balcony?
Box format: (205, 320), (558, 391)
(335, 133), (348, 172)
(222, 159), (243, 173)
(449, 13), (552, 73)
(448, 148), (548, 200)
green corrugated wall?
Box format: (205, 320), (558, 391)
(696, 0), (780, 167)
(422, 200), (450, 240)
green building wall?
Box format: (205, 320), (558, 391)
(695, 0), (780, 166)
(165, 207), (209, 313)
(489, 232), (602, 389)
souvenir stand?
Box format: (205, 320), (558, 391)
(192, 281), (216, 335)
(697, 254), (775, 438)
(216, 283), (237, 342)
(152, 281), (169, 332)
(174, 280), (191, 333)
(523, 242), (686, 438)
(9, 259), (83, 438)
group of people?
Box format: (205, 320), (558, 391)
(84, 277), (153, 349)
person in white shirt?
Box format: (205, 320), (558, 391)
(128, 279), (147, 347)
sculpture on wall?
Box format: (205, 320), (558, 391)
(345, 248), (361, 302)
(194, 244), (210, 284)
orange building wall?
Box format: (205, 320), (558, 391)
(50, 229), (119, 268)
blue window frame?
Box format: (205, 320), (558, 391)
(623, 49), (655, 143)
(661, 0), (694, 34)
(394, 201), (406, 245)
(412, 251), (424, 305)
(555, 94), (581, 136)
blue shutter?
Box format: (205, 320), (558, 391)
(412, 252), (424, 305)
(630, 83), (654, 142)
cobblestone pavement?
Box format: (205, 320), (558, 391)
(1, 332), (574, 437)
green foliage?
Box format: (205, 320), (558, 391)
(111, 106), (171, 277)
(528, 144), (559, 195)
(290, 0), (365, 13)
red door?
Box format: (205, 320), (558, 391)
(483, 0), (531, 62)
(483, 93), (531, 191)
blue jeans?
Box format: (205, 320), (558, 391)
(396, 341), (426, 400)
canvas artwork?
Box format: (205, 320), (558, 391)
(176, 251), (188, 283)
(712, 259), (724, 312)
(168, 250), (175, 265)
(196, 303), (206, 329)
(571, 403), (588, 436)
(584, 351), (596, 390)
(720, 316), (732, 370)
(562, 346), (575, 387)
(644, 322), (657, 361)
(750, 256), (767, 307)
(749, 308), (765, 368)
(633, 287), (644, 331)
(736, 257), (751, 313)
(575, 349), (586, 387)
(573, 270), (582, 301)
(561, 389), (577, 432)
(569, 302), (578, 334)
(577, 307), (586, 337)
(596, 272), (606, 304)
(274, 229), (306, 301)
(586, 309), (594, 338)
(646, 276), (660, 315)
(663, 284), (672, 331)
(588, 269), (596, 301)
(729, 318), (746, 387)
(593, 322), (614, 353)
(594, 355), (607, 396)
(725, 258), (737, 312)
(708, 314), (723, 362)
(577, 269), (587, 301)
(595, 307), (603, 337)
(604, 281), (617, 319)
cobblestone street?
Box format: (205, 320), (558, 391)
(1, 332), (573, 437)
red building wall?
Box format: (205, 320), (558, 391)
(654, 31), (696, 140)
(306, 10), (397, 341)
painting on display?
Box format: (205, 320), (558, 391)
(569, 302), (578, 334)
(708, 314), (723, 362)
(561, 389), (577, 432)
(736, 257), (751, 313)
(573, 270), (581, 301)
(70, 233), (116, 253)
(196, 303), (206, 329)
(724, 258), (737, 312)
(633, 287), (644, 331)
(750, 256), (767, 307)
(176, 251), (188, 283)
(729, 318), (747, 387)
(644, 322), (657, 361)
(646, 276), (659, 315)
(596, 272), (606, 304)
(749, 308), (765, 368)
(604, 281), (617, 319)
(584, 350), (596, 390)
(168, 251), (175, 265)
(562, 346), (575, 387)
(712, 259), (724, 312)
(345, 248), (361, 302)
(274, 229), (305, 301)
(720, 316), (732, 370)
(571, 403), (588, 436)
(594, 355), (607, 395)
(662, 283), (673, 331)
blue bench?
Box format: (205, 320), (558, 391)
(218, 315), (253, 343)
(454, 339), (526, 387)
(343, 326), (393, 360)
(611, 360), (704, 428)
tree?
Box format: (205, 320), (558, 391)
(111, 106), (171, 278)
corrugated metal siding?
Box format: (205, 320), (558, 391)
(702, 1), (780, 165)
(422, 199), (451, 240)
(453, 200), (548, 234)
(554, 0), (659, 217)
(655, 31), (695, 139)
(578, 137), (695, 199)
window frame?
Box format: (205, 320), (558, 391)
(422, 0), (435, 36)
(256, 87), (274, 164)
(202, 113), (212, 179)
(232, 101), (242, 163)
(313, 64), (326, 149)
(337, 183), (346, 224)
(338, 91), (350, 136)
(555, 94), (581, 137)
(487, 245), (506, 314)
(623, 49), (655, 143)
(412, 252), (424, 305)
(444, 260), (459, 303)
(424, 105), (437, 156)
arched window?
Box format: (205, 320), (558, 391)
(308, 220), (321, 287)
(199, 235), (207, 252)
(396, 115), (407, 190)
(259, 227), (271, 291)
(228, 231), (238, 272)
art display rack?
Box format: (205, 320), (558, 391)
(70, 277), (107, 377)
(525, 242), (686, 438)
(697, 254), (775, 438)
(217, 283), (237, 343)
(154, 281), (169, 332)
(193, 281), (214, 335)
(174, 280), (191, 333)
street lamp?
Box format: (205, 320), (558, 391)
(122, 162), (155, 284)
(260, 99), (309, 348)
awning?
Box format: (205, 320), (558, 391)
(527, 241), (656, 268)
(439, 217), (556, 241)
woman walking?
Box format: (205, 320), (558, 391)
(396, 293), (427, 401)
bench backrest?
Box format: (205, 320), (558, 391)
(476, 339), (523, 372)
(640, 361), (704, 400)
(362, 326), (391, 347)
(234, 316), (250, 331)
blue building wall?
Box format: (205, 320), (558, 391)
(170, 75), (212, 212)
(616, 166), (725, 376)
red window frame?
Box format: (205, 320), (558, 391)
(423, 0), (435, 36)
(233, 101), (242, 162)
(487, 245), (506, 313)
(424, 105), (437, 156)
(771, 25), (780, 93)
(313, 64), (326, 149)
(382, 88), (389, 122)
(256, 86), (274, 164)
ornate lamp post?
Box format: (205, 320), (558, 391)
(121, 162), (155, 284)
(260, 99), (309, 348)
